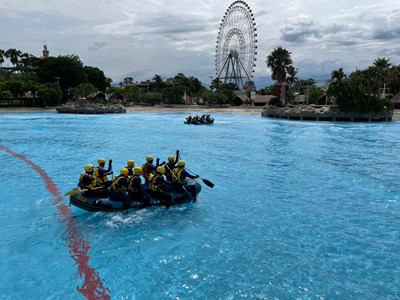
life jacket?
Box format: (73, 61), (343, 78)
(110, 175), (126, 193)
(125, 166), (133, 177)
(148, 173), (163, 191)
(142, 162), (153, 179)
(164, 162), (175, 181)
(79, 173), (95, 188)
(128, 175), (141, 193)
(95, 166), (109, 185)
(173, 168), (186, 185)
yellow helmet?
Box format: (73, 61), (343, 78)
(84, 164), (94, 173)
(120, 168), (129, 176)
(157, 166), (165, 174)
(127, 160), (135, 168)
(98, 158), (106, 164)
(146, 155), (154, 162)
(168, 155), (174, 162)
(134, 167), (142, 175)
(178, 160), (185, 167)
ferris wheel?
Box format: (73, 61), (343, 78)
(215, 1), (258, 90)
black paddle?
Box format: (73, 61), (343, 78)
(178, 151), (214, 188)
(185, 167), (214, 188)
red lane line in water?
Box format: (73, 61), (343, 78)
(0, 145), (111, 299)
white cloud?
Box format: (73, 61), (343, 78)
(1, 0), (399, 88)
(280, 14), (322, 43)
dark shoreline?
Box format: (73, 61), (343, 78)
(261, 105), (394, 122)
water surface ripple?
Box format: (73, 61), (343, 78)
(1, 112), (399, 299)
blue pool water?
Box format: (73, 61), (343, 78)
(1, 111), (399, 299)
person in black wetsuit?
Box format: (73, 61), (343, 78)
(164, 150), (179, 182)
(148, 166), (171, 202)
(95, 157), (113, 188)
(109, 168), (130, 209)
(78, 164), (102, 197)
(79, 164), (96, 189)
(172, 160), (199, 197)
(125, 160), (135, 177)
(127, 167), (150, 205)
(142, 155), (160, 184)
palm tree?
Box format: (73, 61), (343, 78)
(286, 65), (298, 87)
(5, 48), (22, 67)
(152, 74), (165, 92)
(0, 49), (5, 67)
(123, 77), (134, 86)
(386, 65), (400, 95)
(328, 68), (347, 104)
(266, 46), (293, 105)
(331, 68), (347, 84)
(19, 52), (38, 70)
(373, 57), (391, 77)
(285, 65), (298, 104)
(210, 77), (222, 92)
(373, 57), (391, 97)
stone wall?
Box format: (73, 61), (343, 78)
(262, 105), (393, 122)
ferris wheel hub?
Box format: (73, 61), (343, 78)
(230, 50), (239, 58)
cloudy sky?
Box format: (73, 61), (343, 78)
(1, 0), (399, 88)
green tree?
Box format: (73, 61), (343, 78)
(373, 57), (391, 97)
(219, 83), (237, 105)
(152, 74), (165, 92)
(106, 86), (123, 97)
(163, 85), (185, 104)
(0, 90), (13, 106)
(186, 76), (204, 96)
(327, 67), (393, 113)
(327, 68), (347, 107)
(266, 46), (293, 105)
(349, 68), (378, 96)
(210, 78), (222, 92)
(37, 83), (62, 106)
(286, 65), (298, 86)
(19, 53), (38, 71)
(199, 89), (214, 104)
(106, 77), (113, 87)
(307, 86), (325, 104)
(123, 76), (134, 86)
(386, 65), (400, 95)
(6, 79), (24, 99)
(23, 79), (40, 106)
(121, 85), (141, 102)
(285, 66), (299, 104)
(209, 92), (228, 105)
(5, 48), (22, 67)
(0, 49), (5, 67)
(35, 55), (87, 99)
(83, 66), (110, 91)
(69, 83), (97, 99)
(139, 92), (163, 105)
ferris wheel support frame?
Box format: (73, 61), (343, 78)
(217, 51), (251, 88)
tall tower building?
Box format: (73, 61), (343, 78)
(42, 44), (49, 58)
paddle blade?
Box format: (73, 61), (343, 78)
(64, 189), (81, 196)
(202, 178), (214, 188)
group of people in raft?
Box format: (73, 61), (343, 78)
(78, 150), (199, 208)
(185, 114), (214, 124)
